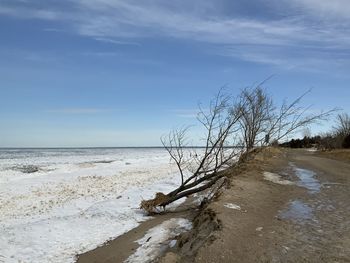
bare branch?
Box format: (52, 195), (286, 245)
(140, 82), (336, 214)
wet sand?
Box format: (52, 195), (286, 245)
(77, 148), (350, 262)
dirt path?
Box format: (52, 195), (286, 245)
(164, 148), (350, 262)
(275, 150), (350, 262)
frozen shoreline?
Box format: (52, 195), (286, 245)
(0, 148), (184, 263)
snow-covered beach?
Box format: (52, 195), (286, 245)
(0, 148), (183, 263)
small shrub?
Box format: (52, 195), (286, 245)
(271, 140), (279, 147)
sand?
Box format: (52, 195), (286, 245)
(77, 148), (350, 263)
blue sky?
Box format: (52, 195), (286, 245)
(0, 0), (349, 147)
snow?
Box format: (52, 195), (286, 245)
(0, 148), (186, 263)
(169, 240), (177, 248)
(263, 172), (294, 185)
(125, 218), (192, 263)
(224, 203), (241, 210)
(306, 148), (318, 152)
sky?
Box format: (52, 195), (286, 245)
(0, 0), (349, 147)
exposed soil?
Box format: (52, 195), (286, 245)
(316, 149), (350, 163)
(77, 148), (350, 263)
(162, 148), (350, 263)
(77, 199), (198, 263)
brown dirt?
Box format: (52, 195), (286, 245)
(316, 149), (350, 163)
(77, 148), (350, 263)
(159, 147), (297, 263)
(161, 148), (350, 263)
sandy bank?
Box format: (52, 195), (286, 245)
(77, 148), (350, 262)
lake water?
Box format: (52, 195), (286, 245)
(0, 148), (182, 263)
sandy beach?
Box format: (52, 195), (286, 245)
(77, 148), (350, 262)
(2, 1), (350, 262)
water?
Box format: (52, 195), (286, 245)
(0, 148), (168, 180)
(279, 165), (322, 223)
(294, 166), (321, 193)
(276, 161), (350, 261)
(280, 200), (313, 222)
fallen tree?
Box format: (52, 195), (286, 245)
(140, 90), (243, 214)
(140, 84), (335, 214)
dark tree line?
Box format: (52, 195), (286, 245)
(281, 113), (350, 150)
(280, 136), (322, 148)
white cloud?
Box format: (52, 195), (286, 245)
(0, 6), (59, 20)
(94, 37), (141, 46)
(1, 0), (350, 70)
(221, 45), (350, 73)
(289, 0), (350, 20)
(2, 1), (349, 46)
(43, 28), (64, 32)
(70, 1), (350, 48)
(47, 108), (110, 114)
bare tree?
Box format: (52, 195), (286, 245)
(334, 113), (350, 137)
(264, 90), (335, 145)
(140, 85), (335, 214)
(160, 127), (189, 186)
(236, 87), (333, 150)
(318, 113), (350, 149)
(237, 86), (274, 151)
(140, 90), (243, 214)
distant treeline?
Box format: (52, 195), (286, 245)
(280, 113), (350, 150)
(280, 134), (350, 149)
(280, 136), (322, 148)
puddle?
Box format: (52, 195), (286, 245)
(280, 200), (313, 222)
(278, 166), (319, 223)
(293, 166), (321, 193)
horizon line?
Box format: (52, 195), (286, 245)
(0, 146), (208, 149)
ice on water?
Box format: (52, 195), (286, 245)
(0, 148), (182, 263)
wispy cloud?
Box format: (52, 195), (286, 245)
(82, 51), (121, 57)
(47, 108), (110, 114)
(172, 109), (200, 118)
(171, 108), (212, 118)
(94, 37), (141, 46)
(0, 5), (59, 20)
(288, 0), (350, 20)
(220, 45), (350, 73)
(43, 28), (65, 33)
(1, 0), (350, 71)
